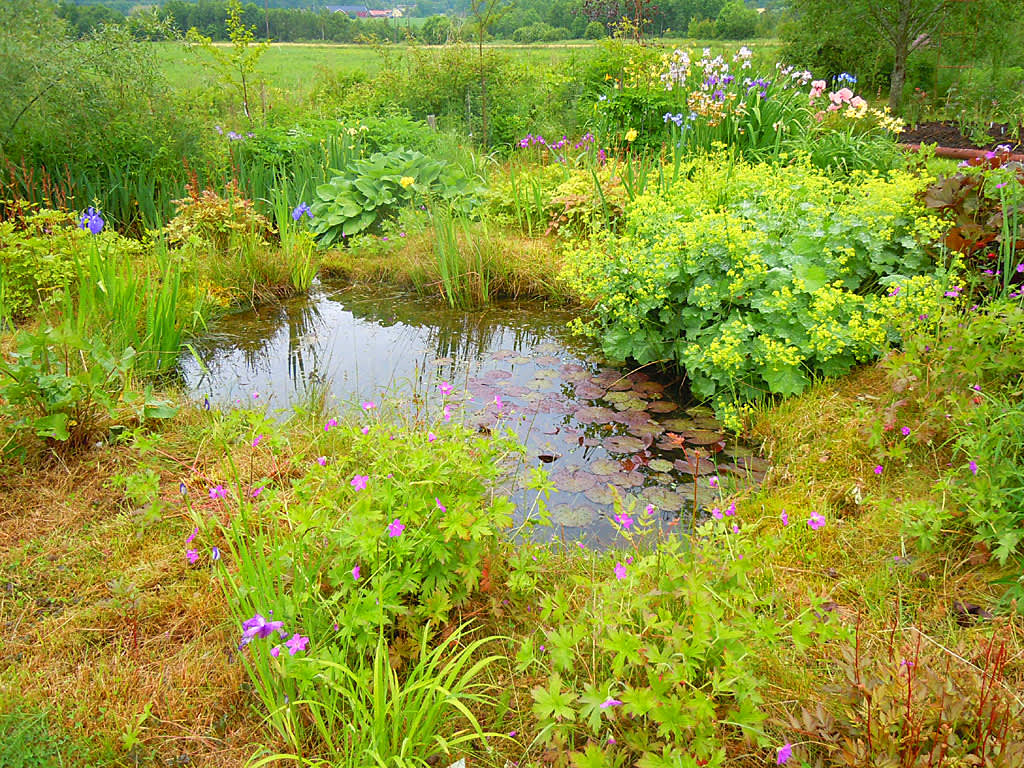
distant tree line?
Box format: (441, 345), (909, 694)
(56, 0), (780, 42)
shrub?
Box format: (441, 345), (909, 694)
(564, 155), (947, 427)
(715, 0), (758, 40)
(0, 210), (87, 320)
(585, 20), (605, 39)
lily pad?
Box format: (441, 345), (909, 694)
(508, 355), (532, 365)
(591, 458), (622, 475)
(480, 369), (513, 381)
(603, 435), (645, 454)
(534, 355), (562, 366)
(686, 405), (716, 418)
(640, 486), (687, 512)
(628, 422), (665, 440)
(502, 385), (529, 397)
(660, 418), (697, 432)
(604, 391), (633, 404)
(575, 405), (617, 424)
(647, 458), (675, 473)
(649, 472), (674, 485)
(616, 410), (652, 428)
(490, 349), (515, 360)
(572, 383), (606, 400)
(551, 504), (597, 527)
(633, 381), (666, 397)
(646, 400), (678, 414)
(608, 471), (645, 488)
(723, 443), (756, 459)
(584, 484), (618, 505)
(612, 397), (648, 412)
(550, 468), (598, 493)
(607, 378), (634, 392)
(674, 456), (718, 476)
(535, 342), (561, 354)
(681, 429), (725, 446)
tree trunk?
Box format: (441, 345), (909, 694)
(888, 44), (907, 114)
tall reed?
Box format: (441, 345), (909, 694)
(432, 208), (491, 310)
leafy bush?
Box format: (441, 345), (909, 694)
(512, 500), (843, 766)
(0, 210), (88, 320)
(564, 155), (947, 427)
(871, 300), (1024, 570)
(164, 182), (274, 251)
(0, 325), (177, 454)
(310, 149), (482, 246)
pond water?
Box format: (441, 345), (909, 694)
(181, 283), (767, 545)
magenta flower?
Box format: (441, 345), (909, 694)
(777, 743), (793, 765)
(242, 613), (285, 642)
(708, 476), (718, 488)
(185, 526), (197, 545)
(494, 394), (503, 409)
(615, 513), (633, 530)
(443, 405), (452, 423)
(252, 485), (264, 498)
(645, 503), (655, 515)
(387, 518), (405, 537)
(316, 456), (327, 466)
(285, 633), (309, 655)
(352, 565), (361, 580)
(614, 562), (627, 580)
(725, 501), (736, 516)
(252, 434), (263, 447)
(270, 645), (281, 658)
(969, 460), (978, 475)
(438, 381), (453, 396)
(428, 432), (437, 443)
(209, 485), (227, 500)
(712, 506), (723, 520)
(324, 418), (338, 432)
(351, 475), (369, 491)
(435, 497), (447, 513)
(780, 511), (789, 526)
(731, 523), (740, 533)
(186, 549), (199, 564)
(874, 464), (884, 475)
(808, 511), (826, 530)
(599, 697), (623, 708)
(901, 427), (911, 436)
(361, 426), (370, 435)
(361, 400), (376, 411)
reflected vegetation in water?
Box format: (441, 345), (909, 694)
(182, 283), (768, 545)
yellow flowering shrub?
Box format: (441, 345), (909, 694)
(563, 154), (952, 424)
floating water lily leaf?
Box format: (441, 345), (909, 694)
(686, 405), (716, 418)
(608, 471), (644, 488)
(590, 371), (619, 387)
(551, 468), (597, 493)
(604, 391), (632, 404)
(575, 405), (617, 424)
(633, 381), (665, 397)
(649, 472), (674, 485)
(647, 458), (674, 473)
(612, 397), (647, 412)
(691, 417), (723, 431)
(573, 383), (607, 400)
(535, 342), (560, 354)
(534, 355), (562, 366)
(508, 355), (532, 365)
(480, 369), (513, 381)
(673, 456), (718, 476)
(723, 443), (755, 459)
(660, 418), (697, 432)
(551, 504), (597, 527)
(646, 400), (678, 413)
(603, 435), (645, 454)
(640, 486), (687, 512)
(681, 429), (725, 446)
(584, 484), (618, 505)
(503, 385), (529, 397)
(490, 350), (515, 360)
(607, 378), (633, 391)
(616, 410), (652, 428)
(628, 423), (665, 440)
(591, 458), (622, 475)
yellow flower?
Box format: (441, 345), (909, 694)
(625, 129), (638, 142)
(400, 176), (415, 189)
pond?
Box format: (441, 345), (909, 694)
(181, 283), (767, 545)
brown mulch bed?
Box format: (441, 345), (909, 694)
(901, 120), (1024, 152)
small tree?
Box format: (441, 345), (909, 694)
(186, 0), (269, 121)
(467, 0), (512, 147)
(715, 0), (758, 39)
